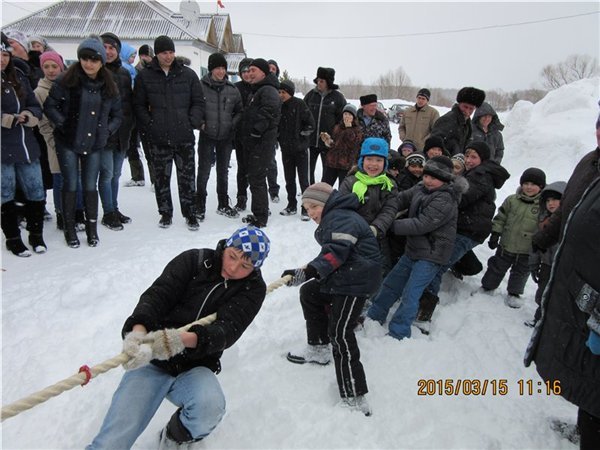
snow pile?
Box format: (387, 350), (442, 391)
(2, 79), (598, 449)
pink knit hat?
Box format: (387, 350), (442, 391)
(40, 51), (65, 71)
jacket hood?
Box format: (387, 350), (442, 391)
(469, 159), (511, 189)
(252, 72), (280, 91)
(119, 43), (136, 61)
(541, 180), (567, 199)
(473, 102), (504, 131)
(322, 191), (360, 218)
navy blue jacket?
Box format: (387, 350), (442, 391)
(309, 191), (382, 296)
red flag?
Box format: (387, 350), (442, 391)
(217, 0), (224, 8)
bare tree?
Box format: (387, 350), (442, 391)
(540, 54), (599, 90)
(375, 67), (412, 100)
(339, 77), (364, 99)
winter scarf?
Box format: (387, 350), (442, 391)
(352, 171), (394, 203)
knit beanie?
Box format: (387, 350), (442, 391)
(1, 32), (13, 53)
(40, 51), (65, 71)
(388, 150), (405, 171)
(238, 57), (252, 75)
(154, 35), (175, 54)
(313, 67), (337, 89)
(451, 153), (466, 170)
(225, 226), (271, 268)
(5, 30), (28, 53)
(423, 136), (445, 155)
(138, 44), (154, 57)
(279, 79), (295, 96)
(28, 35), (48, 51)
(100, 32), (122, 53)
(249, 58), (270, 76)
(398, 140), (417, 154)
(417, 88), (431, 100)
(302, 182), (334, 207)
(360, 94), (378, 106)
(520, 168), (546, 189)
(77, 36), (106, 64)
(456, 87), (486, 108)
(465, 141), (491, 162)
(208, 52), (227, 71)
(342, 103), (357, 117)
(423, 156), (454, 183)
(358, 137), (389, 171)
(405, 152), (426, 167)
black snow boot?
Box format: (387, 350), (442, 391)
(62, 191), (80, 248)
(1, 201), (31, 257)
(25, 200), (47, 253)
(84, 191), (100, 247)
(416, 291), (440, 323)
(158, 408), (203, 448)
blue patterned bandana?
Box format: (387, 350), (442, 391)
(225, 226), (270, 268)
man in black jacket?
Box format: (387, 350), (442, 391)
(86, 225), (271, 449)
(233, 57), (253, 212)
(134, 36), (203, 231)
(238, 58), (281, 228)
(99, 32), (134, 231)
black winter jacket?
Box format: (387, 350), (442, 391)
(526, 177), (600, 417)
(240, 73), (281, 142)
(278, 96), (315, 152)
(304, 88), (346, 149)
(430, 104), (471, 156)
(394, 180), (466, 265)
(133, 58), (203, 146)
(122, 241), (267, 376)
(458, 160), (510, 243)
(309, 191), (382, 296)
(199, 74), (242, 141)
(395, 168), (421, 192)
(45, 69), (122, 155)
(1, 69), (42, 164)
(105, 59), (134, 152)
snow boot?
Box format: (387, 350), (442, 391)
(234, 196), (247, 212)
(2, 201), (32, 257)
(115, 209), (132, 224)
(279, 206), (297, 216)
(158, 408), (203, 449)
(287, 344), (331, 365)
(84, 191), (100, 247)
(25, 200), (47, 253)
(62, 192), (80, 248)
(505, 293), (524, 309)
(341, 395), (372, 416)
(414, 291), (439, 335)
(101, 211), (124, 231)
(159, 214), (172, 228)
(217, 205), (240, 218)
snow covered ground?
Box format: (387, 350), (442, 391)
(2, 78), (599, 449)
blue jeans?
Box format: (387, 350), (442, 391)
(87, 364), (226, 450)
(367, 255), (441, 340)
(99, 147), (126, 213)
(1, 160), (45, 204)
(57, 145), (101, 192)
(427, 234), (479, 295)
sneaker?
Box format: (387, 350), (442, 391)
(101, 212), (124, 231)
(270, 194), (280, 203)
(301, 207), (310, 221)
(286, 344), (331, 365)
(159, 214), (172, 228)
(195, 211), (206, 222)
(234, 201), (246, 212)
(115, 210), (132, 224)
(505, 293), (524, 309)
(185, 215), (199, 231)
(217, 206), (240, 218)
(125, 179), (145, 187)
(28, 234), (47, 254)
(341, 395), (372, 417)
(6, 237), (32, 257)
(279, 206), (297, 216)
(241, 214), (266, 228)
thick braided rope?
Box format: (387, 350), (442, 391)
(1, 275), (292, 422)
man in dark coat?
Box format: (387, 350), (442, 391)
(86, 226), (270, 449)
(196, 52), (243, 220)
(238, 58), (281, 228)
(357, 94), (392, 145)
(232, 57), (253, 212)
(304, 67), (347, 184)
(525, 175), (600, 449)
(133, 35), (203, 230)
(430, 86), (485, 156)
(99, 32), (135, 231)
(277, 79), (315, 218)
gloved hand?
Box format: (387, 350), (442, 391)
(488, 232), (500, 250)
(122, 330), (153, 371)
(147, 329), (186, 361)
(586, 330), (600, 355)
(281, 265), (318, 287)
(529, 263), (541, 284)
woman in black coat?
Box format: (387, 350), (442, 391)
(1, 33), (46, 257)
(45, 37), (122, 248)
(87, 226), (270, 449)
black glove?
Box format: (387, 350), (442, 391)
(488, 232), (500, 250)
(531, 242), (547, 254)
(529, 263), (541, 284)
(281, 265), (318, 286)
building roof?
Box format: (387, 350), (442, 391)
(3, 0), (244, 53)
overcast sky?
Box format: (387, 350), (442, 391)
(2, 1), (599, 91)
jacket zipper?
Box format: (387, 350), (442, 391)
(195, 281), (224, 321)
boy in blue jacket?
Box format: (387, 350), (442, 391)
(367, 156), (467, 340)
(282, 182), (381, 416)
